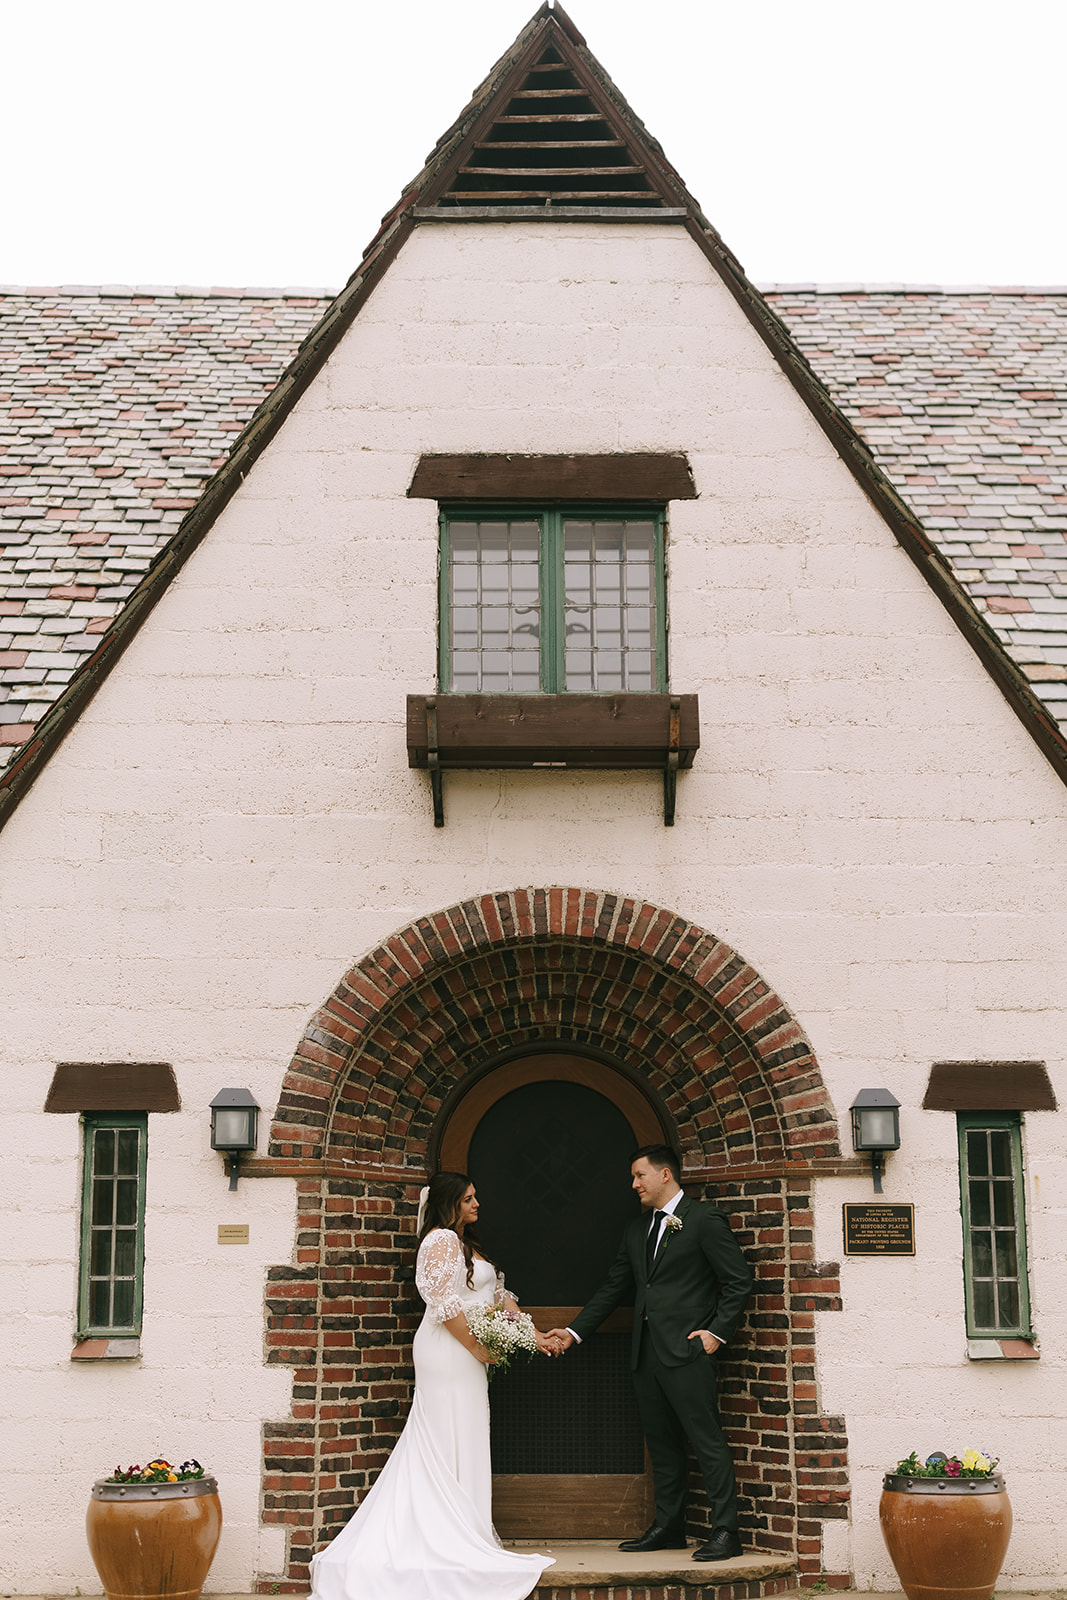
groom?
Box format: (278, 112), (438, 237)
(548, 1145), (754, 1563)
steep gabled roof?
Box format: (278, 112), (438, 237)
(1, 2), (1066, 829)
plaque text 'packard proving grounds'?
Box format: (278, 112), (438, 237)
(843, 1204), (915, 1256)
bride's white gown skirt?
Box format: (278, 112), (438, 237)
(310, 1312), (554, 1600)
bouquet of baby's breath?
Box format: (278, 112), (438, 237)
(466, 1303), (539, 1377)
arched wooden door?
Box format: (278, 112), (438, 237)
(439, 1051), (669, 1538)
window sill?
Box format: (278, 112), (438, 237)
(72, 1338), (141, 1361)
(406, 692), (698, 827)
(966, 1337), (1039, 1361)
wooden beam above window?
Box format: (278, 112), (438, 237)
(923, 1061), (1057, 1112)
(45, 1062), (181, 1113)
(408, 454), (696, 503)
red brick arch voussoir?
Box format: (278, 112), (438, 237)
(269, 887), (839, 1169)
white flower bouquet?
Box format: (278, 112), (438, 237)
(466, 1302), (539, 1376)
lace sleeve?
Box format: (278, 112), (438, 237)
(415, 1229), (465, 1323)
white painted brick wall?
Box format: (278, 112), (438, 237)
(1, 222), (1065, 1589)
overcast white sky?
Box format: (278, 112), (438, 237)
(4, 0), (1064, 291)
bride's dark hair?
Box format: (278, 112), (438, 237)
(418, 1170), (500, 1288)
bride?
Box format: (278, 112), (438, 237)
(310, 1172), (558, 1600)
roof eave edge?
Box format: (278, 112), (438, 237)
(674, 213), (1067, 791)
(0, 211), (418, 834)
(544, 34), (1067, 783)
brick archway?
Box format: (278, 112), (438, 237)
(260, 890), (850, 1591)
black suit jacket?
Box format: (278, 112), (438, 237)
(570, 1193), (754, 1368)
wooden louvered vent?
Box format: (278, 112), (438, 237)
(429, 43), (674, 214)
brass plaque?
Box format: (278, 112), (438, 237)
(843, 1204), (914, 1256)
(218, 1224), (250, 1244)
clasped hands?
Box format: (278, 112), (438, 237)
(542, 1326), (723, 1356)
(536, 1329), (568, 1357)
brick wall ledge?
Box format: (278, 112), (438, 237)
(241, 1156), (869, 1183)
(256, 1588), (803, 1600)
(528, 1581), (797, 1600)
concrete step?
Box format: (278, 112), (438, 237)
(507, 1537), (797, 1587)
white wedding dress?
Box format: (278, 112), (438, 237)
(310, 1228), (554, 1600)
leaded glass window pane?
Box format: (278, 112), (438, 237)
(449, 520), (541, 692)
(563, 519), (656, 691)
(442, 509), (666, 694)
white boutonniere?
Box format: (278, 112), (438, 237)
(663, 1214), (683, 1237)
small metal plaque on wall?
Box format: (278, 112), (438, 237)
(843, 1204), (915, 1256)
(218, 1224), (250, 1244)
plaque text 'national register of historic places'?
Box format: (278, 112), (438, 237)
(843, 1204), (915, 1256)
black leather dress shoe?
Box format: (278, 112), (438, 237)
(618, 1522), (688, 1552)
(692, 1529), (743, 1561)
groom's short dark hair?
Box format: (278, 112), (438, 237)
(631, 1144), (682, 1184)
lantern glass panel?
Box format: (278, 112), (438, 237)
(214, 1107), (254, 1148)
(857, 1107), (898, 1148)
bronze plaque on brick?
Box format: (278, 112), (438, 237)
(843, 1204), (915, 1256)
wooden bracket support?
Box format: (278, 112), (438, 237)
(426, 696), (444, 827)
(664, 696), (680, 826)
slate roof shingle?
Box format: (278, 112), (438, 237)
(765, 285), (1067, 718)
(0, 287), (328, 753)
(2, 282), (1066, 777)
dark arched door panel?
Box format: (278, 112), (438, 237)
(469, 1077), (641, 1304)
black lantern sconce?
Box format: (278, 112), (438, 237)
(849, 1088), (900, 1193)
(210, 1088), (260, 1190)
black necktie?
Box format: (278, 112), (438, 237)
(646, 1210), (665, 1270)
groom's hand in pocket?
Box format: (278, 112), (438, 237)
(687, 1329), (723, 1355)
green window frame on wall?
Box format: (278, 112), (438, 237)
(438, 506), (668, 694)
(78, 1113), (148, 1338)
(957, 1112), (1031, 1339)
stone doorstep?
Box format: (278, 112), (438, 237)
(505, 1540), (797, 1587)
(30, 1589), (1067, 1600)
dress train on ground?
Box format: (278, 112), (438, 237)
(310, 1232), (553, 1600)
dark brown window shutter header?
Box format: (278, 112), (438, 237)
(45, 1062), (181, 1113)
(408, 453), (696, 502)
(923, 1061), (1057, 1113)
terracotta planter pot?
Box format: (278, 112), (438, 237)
(86, 1477), (222, 1600)
(879, 1471), (1011, 1600)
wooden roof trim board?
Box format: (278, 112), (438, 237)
(1, 3), (1066, 831)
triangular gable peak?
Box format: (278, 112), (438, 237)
(2, 1), (1066, 829)
(415, 16), (685, 219)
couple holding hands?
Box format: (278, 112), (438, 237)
(311, 1144), (754, 1600)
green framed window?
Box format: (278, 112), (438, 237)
(957, 1113), (1031, 1338)
(78, 1114), (147, 1337)
(439, 507), (668, 693)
